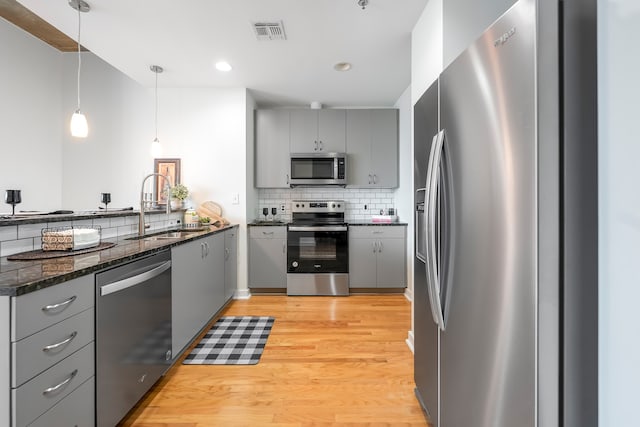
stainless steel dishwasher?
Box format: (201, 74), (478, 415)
(95, 249), (172, 427)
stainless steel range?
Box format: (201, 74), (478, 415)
(286, 200), (348, 296)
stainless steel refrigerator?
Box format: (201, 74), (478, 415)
(413, 0), (599, 426)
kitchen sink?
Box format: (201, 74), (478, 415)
(126, 229), (206, 241)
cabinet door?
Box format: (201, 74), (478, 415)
(376, 237), (406, 288)
(348, 237), (378, 288)
(370, 109), (399, 188)
(249, 230), (287, 288)
(290, 110), (318, 153)
(317, 109), (346, 152)
(346, 109), (373, 186)
(206, 234), (225, 315)
(255, 110), (290, 188)
(171, 239), (207, 356)
(224, 229), (238, 301)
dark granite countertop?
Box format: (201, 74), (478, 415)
(0, 208), (174, 227)
(347, 221), (408, 226)
(247, 221), (288, 227)
(0, 224), (238, 297)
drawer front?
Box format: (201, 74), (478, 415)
(349, 226), (406, 239)
(12, 308), (94, 388)
(12, 343), (94, 427)
(29, 376), (95, 427)
(249, 226), (286, 239)
(12, 274), (94, 341)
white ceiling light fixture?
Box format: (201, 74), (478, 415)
(215, 61), (232, 72)
(334, 62), (352, 72)
(150, 65), (164, 157)
(69, 0), (90, 138)
(357, 0), (369, 10)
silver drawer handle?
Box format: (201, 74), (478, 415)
(262, 231), (274, 235)
(372, 231), (383, 234)
(42, 331), (78, 352)
(42, 296), (77, 312)
(42, 369), (77, 395)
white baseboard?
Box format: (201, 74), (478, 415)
(234, 289), (252, 300)
(404, 287), (413, 302)
(406, 330), (415, 354)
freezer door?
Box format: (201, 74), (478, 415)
(439, 1), (537, 426)
(413, 79), (440, 425)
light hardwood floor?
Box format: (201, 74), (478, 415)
(120, 295), (431, 427)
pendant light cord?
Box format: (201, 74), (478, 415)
(76, 4), (82, 111)
(154, 69), (158, 141)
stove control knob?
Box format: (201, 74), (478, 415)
(337, 204), (341, 208)
(295, 203), (299, 208)
(332, 203), (336, 208)
(292, 261), (299, 268)
(301, 203), (305, 208)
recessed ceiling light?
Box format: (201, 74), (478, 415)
(215, 61), (232, 72)
(334, 62), (352, 72)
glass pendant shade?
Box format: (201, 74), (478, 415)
(70, 110), (88, 138)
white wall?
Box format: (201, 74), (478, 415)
(394, 86), (413, 301)
(411, 0), (443, 105)
(60, 53), (153, 210)
(0, 19), (63, 212)
(598, 1), (640, 425)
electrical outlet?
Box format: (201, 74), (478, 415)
(280, 204), (286, 212)
(364, 204), (368, 210)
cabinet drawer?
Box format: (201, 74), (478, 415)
(12, 274), (94, 341)
(12, 343), (94, 427)
(29, 376), (95, 427)
(12, 308), (94, 388)
(249, 226), (286, 239)
(349, 226), (406, 239)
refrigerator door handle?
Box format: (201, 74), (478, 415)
(428, 130), (446, 330)
(425, 132), (441, 327)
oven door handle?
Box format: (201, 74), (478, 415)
(288, 226), (348, 232)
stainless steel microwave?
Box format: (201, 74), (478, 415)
(289, 153), (347, 186)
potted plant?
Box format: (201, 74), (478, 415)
(169, 184), (189, 209)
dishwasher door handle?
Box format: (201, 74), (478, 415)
(100, 260), (172, 296)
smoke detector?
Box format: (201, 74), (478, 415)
(251, 21), (287, 41)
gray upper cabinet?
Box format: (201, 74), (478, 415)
(290, 109), (346, 153)
(346, 109), (399, 188)
(255, 110), (290, 188)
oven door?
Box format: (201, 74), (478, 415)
(287, 225), (348, 273)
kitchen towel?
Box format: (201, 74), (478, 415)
(183, 316), (274, 365)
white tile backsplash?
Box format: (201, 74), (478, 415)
(0, 226), (17, 242)
(1, 238), (34, 257)
(257, 188), (396, 222)
(17, 223), (43, 239)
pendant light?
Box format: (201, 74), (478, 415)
(150, 65), (164, 157)
(69, 0), (90, 138)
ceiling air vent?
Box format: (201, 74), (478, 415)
(251, 21), (287, 41)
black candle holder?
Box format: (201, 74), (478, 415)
(101, 193), (111, 211)
(5, 190), (21, 216)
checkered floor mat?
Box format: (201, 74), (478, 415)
(183, 316), (274, 365)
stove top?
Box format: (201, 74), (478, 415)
(290, 200), (345, 225)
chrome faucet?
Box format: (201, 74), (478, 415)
(139, 173), (172, 236)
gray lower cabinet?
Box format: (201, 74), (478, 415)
(346, 109), (399, 188)
(255, 109), (291, 188)
(6, 274), (96, 427)
(349, 226), (407, 288)
(290, 109), (346, 153)
(171, 234), (225, 357)
(224, 228), (238, 301)
(248, 226), (287, 288)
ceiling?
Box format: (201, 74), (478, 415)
(11, 0), (427, 108)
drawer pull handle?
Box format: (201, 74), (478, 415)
(42, 295), (77, 312)
(372, 231), (383, 234)
(42, 331), (78, 352)
(42, 369), (77, 395)
(262, 231), (274, 235)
